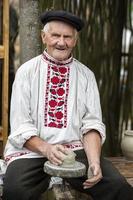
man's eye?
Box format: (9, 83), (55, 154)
(65, 36), (72, 39)
(52, 34), (59, 37)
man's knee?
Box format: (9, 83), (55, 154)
(117, 179), (133, 200)
(107, 176), (133, 199)
(112, 176), (129, 187)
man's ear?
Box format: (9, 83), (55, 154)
(41, 31), (46, 45)
(73, 34), (79, 47)
(74, 37), (78, 46)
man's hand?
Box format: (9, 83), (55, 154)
(83, 162), (102, 189)
(24, 136), (67, 165)
(45, 144), (67, 165)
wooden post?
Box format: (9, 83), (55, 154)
(1, 0), (9, 148)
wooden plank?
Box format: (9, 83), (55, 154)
(0, 45), (4, 58)
(1, 0), (9, 148)
(0, 126), (3, 141)
(0, 126), (3, 142)
(0, 126), (3, 133)
(0, 136), (3, 142)
(127, 178), (133, 187)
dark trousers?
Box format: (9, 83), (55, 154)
(3, 150), (133, 200)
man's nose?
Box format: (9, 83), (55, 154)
(57, 37), (65, 46)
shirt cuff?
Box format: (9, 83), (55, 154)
(81, 124), (106, 144)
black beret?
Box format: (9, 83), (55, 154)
(40, 10), (84, 31)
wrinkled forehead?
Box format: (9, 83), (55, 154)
(43, 21), (78, 37)
(47, 20), (76, 31)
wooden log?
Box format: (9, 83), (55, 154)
(0, 46), (4, 58)
(1, 0), (9, 148)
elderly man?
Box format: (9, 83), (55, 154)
(3, 10), (133, 200)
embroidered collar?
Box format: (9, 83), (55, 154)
(42, 50), (73, 66)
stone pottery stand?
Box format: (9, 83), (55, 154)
(121, 130), (133, 160)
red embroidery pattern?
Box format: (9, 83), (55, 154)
(44, 65), (70, 128)
(5, 152), (30, 162)
(63, 143), (83, 149)
(43, 52), (73, 66)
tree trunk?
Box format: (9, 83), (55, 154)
(19, 0), (42, 64)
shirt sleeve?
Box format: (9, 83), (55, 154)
(8, 66), (38, 149)
(81, 72), (106, 144)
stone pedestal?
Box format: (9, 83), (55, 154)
(40, 184), (93, 200)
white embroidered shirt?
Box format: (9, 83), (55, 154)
(4, 51), (106, 164)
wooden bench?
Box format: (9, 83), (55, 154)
(41, 157), (133, 200)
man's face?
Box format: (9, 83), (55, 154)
(41, 21), (78, 61)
